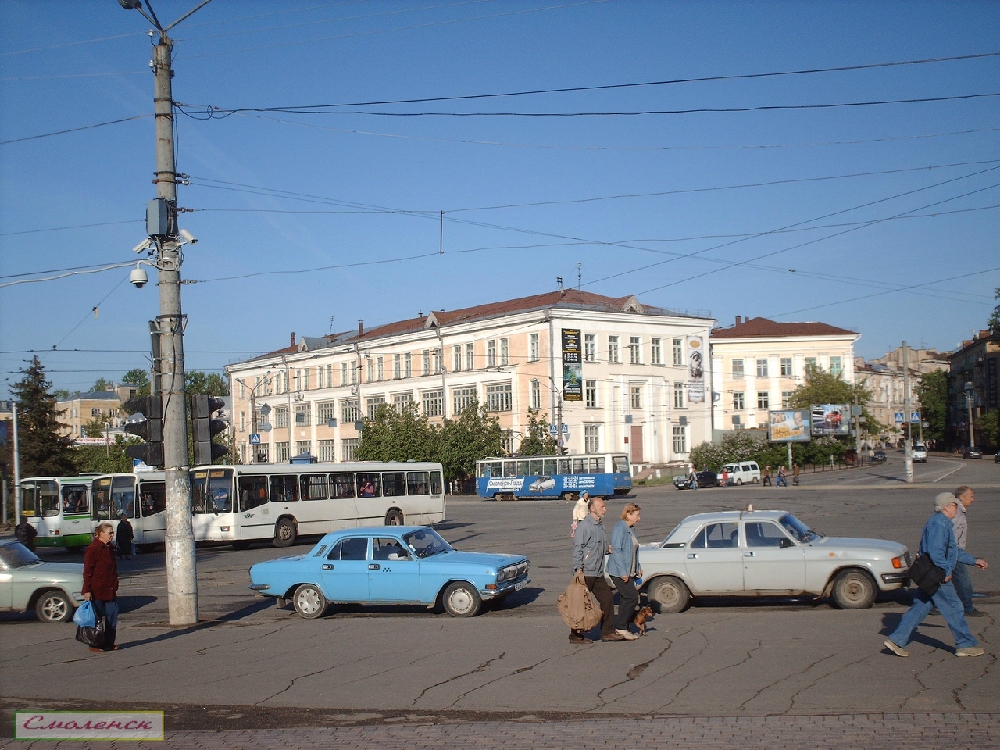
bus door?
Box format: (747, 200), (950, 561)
(60, 483), (91, 547)
(191, 469), (235, 541)
(137, 478), (166, 544)
(328, 472), (360, 529)
(24, 480), (60, 546)
(236, 472), (272, 539)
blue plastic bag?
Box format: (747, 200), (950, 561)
(73, 600), (96, 628)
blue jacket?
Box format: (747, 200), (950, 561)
(573, 514), (608, 576)
(606, 520), (640, 578)
(920, 511), (976, 577)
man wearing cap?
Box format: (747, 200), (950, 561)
(883, 492), (988, 658)
(951, 486), (984, 617)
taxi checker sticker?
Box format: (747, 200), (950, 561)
(15, 711), (164, 741)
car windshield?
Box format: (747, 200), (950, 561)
(0, 542), (41, 568)
(779, 514), (821, 543)
(402, 528), (452, 558)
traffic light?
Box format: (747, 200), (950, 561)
(122, 395), (163, 467)
(191, 395), (229, 465)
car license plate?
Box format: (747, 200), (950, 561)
(514, 580), (527, 591)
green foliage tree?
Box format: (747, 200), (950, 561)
(121, 369), (151, 397)
(357, 403), (440, 463)
(91, 378), (115, 392)
(82, 416), (107, 438)
(185, 371), (229, 396)
(517, 409), (559, 455)
(788, 367), (883, 437)
(689, 432), (845, 474)
(979, 409), (1000, 451)
(438, 401), (506, 481)
(915, 370), (948, 443)
(73, 436), (135, 474)
(987, 287), (1000, 333)
(10, 357), (76, 476)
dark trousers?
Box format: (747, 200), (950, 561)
(578, 575), (616, 638)
(952, 561), (975, 613)
(611, 576), (640, 631)
(762, 476), (771, 486)
(91, 598), (119, 650)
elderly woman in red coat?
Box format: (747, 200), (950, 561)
(83, 522), (120, 652)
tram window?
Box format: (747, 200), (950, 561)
(382, 472), (406, 497)
(270, 475), (299, 504)
(407, 471), (430, 495)
(62, 485), (89, 515)
(558, 459), (571, 474)
(590, 457), (606, 474)
(430, 471), (443, 496)
(111, 477), (135, 518)
(300, 474), (329, 501)
(329, 472), (356, 499)
(613, 455), (630, 473)
(238, 475), (268, 511)
(572, 459), (586, 474)
(356, 472), (382, 498)
(489, 462), (502, 477)
(139, 482), (166, 516)
(528, 459), (543, 476)
(516, 460), (530, 476)
(502, 461), (517, 477)
(543, 459), (557, 475)
(91, 479), (112, 520)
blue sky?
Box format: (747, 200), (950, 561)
(1, 0), (998, 397)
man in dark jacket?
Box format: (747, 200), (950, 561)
(884, 493), (987, 658)
(116, 514), (134, 560)
(83, 522), (120, 652)
(15, 515), (37, 551)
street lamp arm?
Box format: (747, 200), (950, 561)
(164, 0), (214, 31)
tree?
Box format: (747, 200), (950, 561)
(438, 400), (506, 481)
(788, 367), (883, 438)
(357, 403), (440, 463)
(915, 370), (948, 443)
(82, 416), (107, 438)
(91, 378), (115, 392)
(987, 287), (1000, 333)
(73, 436), (135, 474)
(517, 409), (558, 455)
(10, 357), (76, 476)
(121, 369), (151, 397)
(185, 371), (229, 396)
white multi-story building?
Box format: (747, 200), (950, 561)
(225, 290), (715, 469)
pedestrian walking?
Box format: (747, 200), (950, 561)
(607, 503), (643, 641)
(570, 496), (622, 642)
(116, 514), (134, 560)
(688, 464), (699, 490)
(951, 486), (984, 617)
(15, 515), (37, 552)
(793, 462), (800, 486)
(883, 493), (987, 658)
(762, 465), (772, 487)
(776, 466), (787, 487)
(720, 467), (729, 488)
(82, 522), (120, 652)
(570, 491), (590, 538)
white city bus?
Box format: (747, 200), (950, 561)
(20, 477), (93, 549)
(189, 461), (446, 548)
(91, 472), (167, 547)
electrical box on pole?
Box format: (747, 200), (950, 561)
(146, 198), (172, 237)
(191, 395), (229, 465)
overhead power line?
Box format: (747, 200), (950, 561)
(0, 114), (152, 146)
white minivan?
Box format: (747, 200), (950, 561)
(720, 462), (761, 485)
(912, 443), (927, 463)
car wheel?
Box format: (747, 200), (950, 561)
(292, 583), (328, 619)
(648, 576), (690, 614)
(736, 478), (743, 486)
(831, 569), (876, 609)
(35, 590), (73, 623)
(385, 508), (404, 526)
(273, 518), (297, 548)
(442, 581), (481, 617)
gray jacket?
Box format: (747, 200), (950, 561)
(573, 514), (608, 576)
(952, 502), (968, 550)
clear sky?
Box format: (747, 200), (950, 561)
(1, 0), (998, 397)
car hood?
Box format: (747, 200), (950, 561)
(809, 537), (906, 555)
(424, 550), (526, 568)
(11, 561), (83, 581)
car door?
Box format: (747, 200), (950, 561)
(683, 522), (743, 592)
(367, 537), (421, 602)
(320, 537), (370, 602)
(0, 560), (12, 609)
(742, 521), (806, 592)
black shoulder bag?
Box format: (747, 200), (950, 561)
(908, 553), (946, 596)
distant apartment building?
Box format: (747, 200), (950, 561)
(855, 345), (950, 441)
(710, 316), (860, 432)
(948, 329), (999, 449)
(225, 290), (715, 469)
(56, 385), (141, 439)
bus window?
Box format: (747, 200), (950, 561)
(572, 458), (586, 474)
(406, 471), (429, 495)
(558, 458), (571, 475)
(590, 457), (606, 474)
(300, 474), (329, 501)
(207, 470), (233, 513)
(613, 455), (629, 473)
(528, 459), (543, 476)
(430, 471), (443, 496)
(190, 471), (208, 513)
(111, 476), (135, 518)
(356, 473), (382, 498)
(238, 475), (268, 511)
(382, 472), (406, 497)
(91, 479), (112, 520)
(329, 472), (355, 499)
(62, 485), (89, 515)
(39, 481), (59, 517)
(543, 459), (557, 475)
(138, 481), (166, 516)
(270, 475), (299, 504)
(502, 461), (517, 477)
(20, 483), (38, 516)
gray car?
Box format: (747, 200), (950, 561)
(0, 541), (84, 622)
(638, 510), (910, 613)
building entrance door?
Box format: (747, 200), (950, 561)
(630, 425), (644, 463)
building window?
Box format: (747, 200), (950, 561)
(274, 406), (289, 429)
(295, 440), (311, 457)
(585, 380), (597, 408)
(404, 352), (412, 378)
(530, 379), (541, 410)
(340, 399), (359, 424)
(830, 356), (843, 376)
(529, 333), (539, 362)
(756, 359), (768, 378)
(453, 386), (476, 414)
(465, 343), (474, 371)
(239, 411), (247, 431)
(804, 357), (818, 372)
(302, 369), (310, 390)
(325, 364), (333, 388)
(781, 391), (794, 408)
(316, 367), (324, 390)
(342, 438), (360, 462)
(294, 403), (310, 426)
(432, 348), (442, 375)
(239, 381), (246, 399)
(366, 395), (385, 420)
(757, 391), (769, 409)
(487, 340), (497, 368)
(733, 392), (745, 410)
(584, 333), (597, 362)
(393, 392), (413, 413)
(608, 335), (620, 364)
(485, 382), (513, 412)
(318, 439), (336, 462)
(318, 401), (336, 423)
(780, 358), (793, 376)
(366, 359), (374, 383)
(500, 338), (509, 366)
(422, 390), (443, 417)
(394, 354), (401, 379)
(376, 357), (384, 381)
(672, 338), (683, 366)
(672, 425), (687, 454)
(651, 338), (662, 365)
(629, 336), (641, 365)
(276, 441), (289, 463)
(453, 345), (462, 372)
(584, 424), (600, 454)
(630, 385), (642, 410)
(422, 350), (430, 376)
(254, 443), (270, 463)
(340, 362), (349, 386)
(91, 408), (102, 417)
(732, 359), (744, 378)
(502, 430), (515, 455)
(674, 382), (685, 409)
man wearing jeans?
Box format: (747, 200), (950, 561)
(951, 486), (984, 617)
(884, 493), (987, 658)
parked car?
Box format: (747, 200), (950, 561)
(249, 526), (529, 619)
(637, 510), (910, 613)
(872, 450), (887, 463)
(912, 443), (927, 463)
(995, 451), (1000, 463)
(672, 471), (718, 490)
(720, 462), (760, 485)
(963, 448), (983, 459)
(0, 541), (84, 622)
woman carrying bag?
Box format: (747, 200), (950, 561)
(607, 503), (643, 641)
(82, 522), (120, 652)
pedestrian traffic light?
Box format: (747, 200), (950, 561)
(122, 395), (163, 467)
(191, 395), (229, 465)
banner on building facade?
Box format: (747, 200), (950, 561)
(768, 410), (811, 442)
(810, 404), (850, 436)
(562, 328), (582, 402)
(687, 337), (705, 403)
(987, 357), (998, 408)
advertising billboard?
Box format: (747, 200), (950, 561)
(768, 410), (811, 442)
(687, 337), (705, 403)
(561, 328), (582, 402)
(810, 404), (850, 436)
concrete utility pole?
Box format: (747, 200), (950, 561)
(902, 342), (913, 483)
(965, 383), (975, 448)
(12, 403), (20, 521)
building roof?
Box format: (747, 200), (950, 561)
(711, 316), (857, 340)
(60, 390), (120, 402)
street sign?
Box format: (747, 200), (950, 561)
(249, 434), (261, 445)
(894, 412), (905, 424)
(549, 424), (558, 436)
(259, 422), (272, 432)
(910, 411), (920, 423)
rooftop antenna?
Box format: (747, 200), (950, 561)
(556, 276), (564, 291)
(328, 316), (335, 335)
(577, 262), (582, 290)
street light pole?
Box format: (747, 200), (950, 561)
(965, 383), (975, 449)
(902, 342), (913, 483)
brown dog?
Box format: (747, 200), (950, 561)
(632, 605), (654, 635)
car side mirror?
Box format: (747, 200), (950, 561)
(780, 537), (794, 548)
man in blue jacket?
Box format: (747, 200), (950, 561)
(884, 492), (988, 658)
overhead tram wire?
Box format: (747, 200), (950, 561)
(0, 114), (153, 146)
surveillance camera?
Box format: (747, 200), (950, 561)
(130, 266), (149, 288)
(132, 238), (151, 254)
(179, 229), (198, 244)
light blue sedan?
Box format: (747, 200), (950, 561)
(248, 526), (529, 618)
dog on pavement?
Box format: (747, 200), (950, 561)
(632, 605), (654, 635)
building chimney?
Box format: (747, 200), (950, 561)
(358, 320), (364, 338)
(735, 316), (742, 326)
(290, 332), (296, 347)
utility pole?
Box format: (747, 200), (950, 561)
(965, 383), (975, 448)
(12, 403), (20, 521)
(902, 342), (913, 483)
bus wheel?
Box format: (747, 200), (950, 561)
(273, 518), (297, 548)
(385, 508), (404, 526)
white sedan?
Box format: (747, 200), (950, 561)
(638, 510), (910, 612)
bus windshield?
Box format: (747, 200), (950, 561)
(192, 469), (234, 513)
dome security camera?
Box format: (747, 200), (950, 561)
(130, 265), (149, 288)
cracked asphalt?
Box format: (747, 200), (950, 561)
(2, 453), (997, 746)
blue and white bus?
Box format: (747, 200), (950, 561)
(475, 453), (631, 501)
